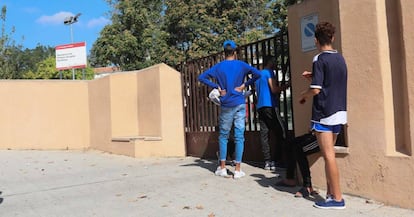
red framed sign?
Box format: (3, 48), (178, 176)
(55, 42), (87, 70)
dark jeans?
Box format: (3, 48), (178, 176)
(285, 133), (317, 187)
(258, 107), (286, 162)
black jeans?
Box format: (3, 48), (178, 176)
(257, 107), (286, 162)
(285, 133), (317, 187)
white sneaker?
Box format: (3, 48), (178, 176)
(264, 161), (275, 170)
(215, 167), (228, 177)
(233, 170), (245, 179)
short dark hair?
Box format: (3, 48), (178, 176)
(314, 22), (336, 46)
(224, 46), (236, 57)
(263, 55), (276, 67)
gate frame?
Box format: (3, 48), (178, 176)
(177, 32), (293, 162)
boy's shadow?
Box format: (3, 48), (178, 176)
(179, 158), (217, 173)
(0, 191), (3, 204)
(250, 172), (324, 202)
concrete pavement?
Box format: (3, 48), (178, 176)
(0, 150), (413, 217)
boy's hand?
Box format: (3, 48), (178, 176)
(218, 87), (226, 96)
(299, 90), (308, 104)
(302, 71), (312, 81)
(234, 84), (245, 92)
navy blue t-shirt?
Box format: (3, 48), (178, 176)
(310, 50), (347, 125)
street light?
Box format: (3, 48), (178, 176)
(63, 13), (81, 80)
(64, 13), (81, 43)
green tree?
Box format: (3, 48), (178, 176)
(89, 0), (164, 71)
(24, 56), (94, 80)
(90, 0), (300, 69)
(0, 5), (25, 79)
(20, 45), (55, 73)
(163, 0), (274, 65)
(269, 0), (301, 32)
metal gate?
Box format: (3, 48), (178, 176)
(177, 32), (292, 161)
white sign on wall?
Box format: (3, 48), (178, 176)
(55, 42), (87, 70)
(301, 14), (318, 52)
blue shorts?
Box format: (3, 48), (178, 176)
(311, 122), (342, 134)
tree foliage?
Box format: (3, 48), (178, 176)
(90, 0), (299, 70)
(162, 0), (291, 64)
(0, 5), (23, 79)
(23, 56), (95, 80)
(89, 0), (165, 71)
(2, 1), (300, 78)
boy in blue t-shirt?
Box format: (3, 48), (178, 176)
(255, 55), (288, 170)
(299, 22), (347, 209)
(198, 40), (261, 179)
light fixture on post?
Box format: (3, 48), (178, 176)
(64, 13), (81, 43)
(63, 13), (81, 80)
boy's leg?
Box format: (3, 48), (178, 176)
(218, 107), (233, 169)
(285, 138), (297, 180)
(296, 141), (312, 187)
(233, 104), (246, 172)
(258, 110), (271, 162)
(316, 131), (342, 201)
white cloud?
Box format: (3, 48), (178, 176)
(87, 17), (110, 28)
(36, 11), (74, 25)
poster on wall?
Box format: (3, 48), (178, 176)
(301, 13), (318, 52)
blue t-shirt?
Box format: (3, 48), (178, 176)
(198, 59), (261, 107)
(255, 69), (278, 109)
(310, 50), (347, 125)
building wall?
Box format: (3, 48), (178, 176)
(0, 63), (186, 159)
(288, 0), (414, 209)
(0, 81), (90, 150)
(110, 72), (139, 137)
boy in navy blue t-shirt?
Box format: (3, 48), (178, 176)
(299, 22), (347, 209)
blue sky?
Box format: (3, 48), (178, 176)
(2, 0), (111, 54)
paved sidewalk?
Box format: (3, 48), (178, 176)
(0, 150), (413, 217)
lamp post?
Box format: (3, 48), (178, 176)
(64, 13), (81, 80)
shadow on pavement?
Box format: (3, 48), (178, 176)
(179, 158), (217, 174)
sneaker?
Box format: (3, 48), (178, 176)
(233, 170), (245, 179)
(313, 199), (346, 209)
(264, 161), (275, 170)
(326, 194), (334, 202)
(215, 167), (228, 177)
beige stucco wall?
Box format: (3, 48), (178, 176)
(289, 0), (414, 209)
(0, 81), (90, 149)
(134, 64), (186, 157)
(0, 63), (186, 159)
(136, 65), (162, 137)
(110, 72), (139, 137)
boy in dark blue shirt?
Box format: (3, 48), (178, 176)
(299, 22), (347, 209)
(198, 40), (261, 179)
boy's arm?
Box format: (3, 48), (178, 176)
(243, 66), (261, 87)
(235, 65), (261, 92)
(299, 88), (320, 104)
(268, 78), (290, 94)
(198, 66), (219, 89)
